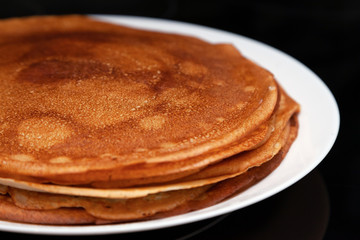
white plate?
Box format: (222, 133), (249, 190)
(0, 15), (339, 235)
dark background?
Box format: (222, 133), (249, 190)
(0, 0), (359, 239)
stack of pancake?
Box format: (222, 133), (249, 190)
(0, 15), (300, 225)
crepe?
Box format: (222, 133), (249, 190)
(0, 15), (278, 184)
(0, 15), (300, 225)
(0, 88), (297, 199)
(0, 114), (298, 224)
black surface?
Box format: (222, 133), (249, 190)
(0, 1), (358, 239)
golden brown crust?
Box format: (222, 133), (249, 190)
(0, 15), (300, 226)
(141, 114), (299, 221)
(0, 87), (298, 199)
(0, 15), (278, 183)
(0, 114), (298, 225)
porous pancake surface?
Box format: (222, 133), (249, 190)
(0, 88), (299, 197)
(0, 114), (298, 224)
(0, 15), (302, 226)
(0, 15), (278, 179)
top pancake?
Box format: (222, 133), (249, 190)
(0, 15), (278, 178)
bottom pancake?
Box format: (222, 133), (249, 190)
(0, 115), (298, 225)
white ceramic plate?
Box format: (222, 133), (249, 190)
(0, 15), (339, 235)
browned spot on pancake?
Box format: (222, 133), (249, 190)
(140, 115), (166, 131)
(48, 80), (154, 128)
(49, 156), (72, 164)
(244, 86), (255, 92)
(16, 59), (118, 84)
(216, 117), (225, 123)
(135, 148), (148, 153)
(18, 117), (73, 150)
(213, 79), (225, 86)
(160, 87), (204, 109)
(178, 61), (208, 76)
(160, 142), (177, 149)
(0, 122), (9, 136)
(11, 154), (35, 162)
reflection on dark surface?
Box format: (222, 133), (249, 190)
(0, 170), (329, 240)
(0, 0), (358, 238)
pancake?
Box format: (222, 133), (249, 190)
(0, 85), (298, 198)
(0, 15), (279, 184)
(0, 123), (290, 199)
(0, 15), (300, 226)
(0, 115), (298, 224)
(0, 87), (298, 199)
(90, 87), (297, 188)
(0, 111), (276, 185)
